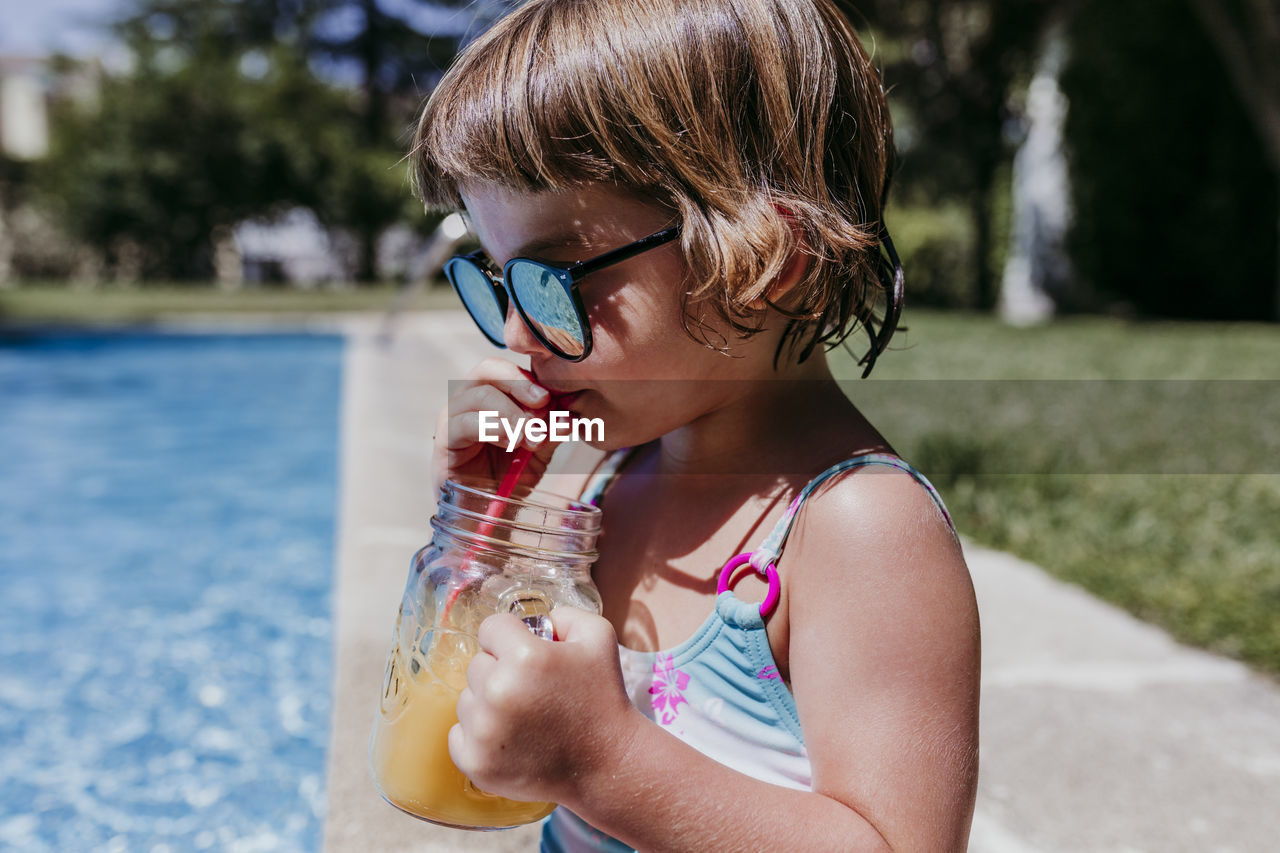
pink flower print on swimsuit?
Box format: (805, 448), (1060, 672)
(649, 653), (690, 725)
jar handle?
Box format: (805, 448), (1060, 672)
(502, 589), (555, 640)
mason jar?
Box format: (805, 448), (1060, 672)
(369, 477), (603, 830)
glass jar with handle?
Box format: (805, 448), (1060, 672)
(369, 477), (603, 830)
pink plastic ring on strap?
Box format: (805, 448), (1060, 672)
(716, 551), (781, 619)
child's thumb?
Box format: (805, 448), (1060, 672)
(549, 605), (614, 647)
(533, 433), (559, 465)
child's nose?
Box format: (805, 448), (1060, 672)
(502, 300), (545, 358)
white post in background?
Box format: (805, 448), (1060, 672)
(1, 71), (49, 161)
(999, 15), (1073, 327)
(0, 62), (50, 287)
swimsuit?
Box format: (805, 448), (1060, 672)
(540, 451), (954, 853)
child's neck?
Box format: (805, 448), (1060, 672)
(650, 353), (889, 478)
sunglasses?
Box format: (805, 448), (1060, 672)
(444, 225), (681, 361)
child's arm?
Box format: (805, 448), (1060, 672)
(451, 470), (980, 852)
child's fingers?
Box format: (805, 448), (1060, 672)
(446, 721), (475, 778)
(548, 606), (615, 649)
(443, 385), (532, 450)
(531, 431), (561, 466)
(453, 381), (534, 419)
(477, 612), (539, 659)
(431, 359), (555, 488)
(460, 358), (550, 408)
(465, 649), (498, 693)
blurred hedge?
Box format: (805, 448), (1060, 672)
(1062, 0), (1278, 320)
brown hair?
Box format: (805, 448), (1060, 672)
(412, 0), (901, 373)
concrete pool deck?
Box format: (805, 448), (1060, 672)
(323, 312), (1280, 852)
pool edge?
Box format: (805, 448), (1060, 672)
(320, 312), (544, 853)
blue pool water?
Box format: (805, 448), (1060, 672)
(0, 331), (343, 852)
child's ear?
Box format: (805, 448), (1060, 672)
(745, 205), (810, 311)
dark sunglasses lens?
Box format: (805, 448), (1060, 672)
(508, 262), (586, 358)
(447, 259), (505, 345)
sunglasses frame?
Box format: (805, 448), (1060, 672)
(445, 225), (681, 362)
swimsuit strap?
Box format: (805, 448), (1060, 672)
(747, 453), (955, 573)
(578, 449), (955, 574)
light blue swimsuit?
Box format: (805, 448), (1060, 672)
(540, 451), (954, 853)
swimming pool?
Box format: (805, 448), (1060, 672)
(0, 331), (343, 852)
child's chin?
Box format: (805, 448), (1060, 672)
(583, 436), (621, 453)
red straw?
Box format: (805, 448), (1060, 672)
(442, 393), (563, 620)
(496, 446), (535, 499)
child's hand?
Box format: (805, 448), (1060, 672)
(431, 358), (556, 494)
(448, 607), (642, 805)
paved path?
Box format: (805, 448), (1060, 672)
(324, 312), (1280, 853)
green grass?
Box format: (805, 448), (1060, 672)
(0, 281), (460, 324)
(831, 310), (1280, 676)
(850, 311), (1280, 380)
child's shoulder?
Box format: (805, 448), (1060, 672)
(778, 458), (969, 601)
(804, 457), (955, 538)
(776, 459), (979, 707)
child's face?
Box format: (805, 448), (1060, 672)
(457, 181), (785, 448)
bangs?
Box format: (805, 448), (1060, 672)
(411, 1), (676, 209)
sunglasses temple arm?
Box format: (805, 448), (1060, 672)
(567, 226), (681, 277)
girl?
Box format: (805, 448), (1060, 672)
(418, 0), (981, 850)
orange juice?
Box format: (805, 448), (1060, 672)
(369, 629), (556, 828)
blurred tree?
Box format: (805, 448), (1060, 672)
(1187, 0), (1280, 318)
(310, 0), (470, 143)
(850, 0), (1061, 310)
(0, 157), (32, 209)
(39, 45), (347, 278)
(1062, 0), (1277, 321)
(305, 0), (517, 277)
(0, 155), (32, 283)
(35, 0), (480, 281)
(304, 0), (498, 277)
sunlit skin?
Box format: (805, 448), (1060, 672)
(434, 181), (981, 851)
